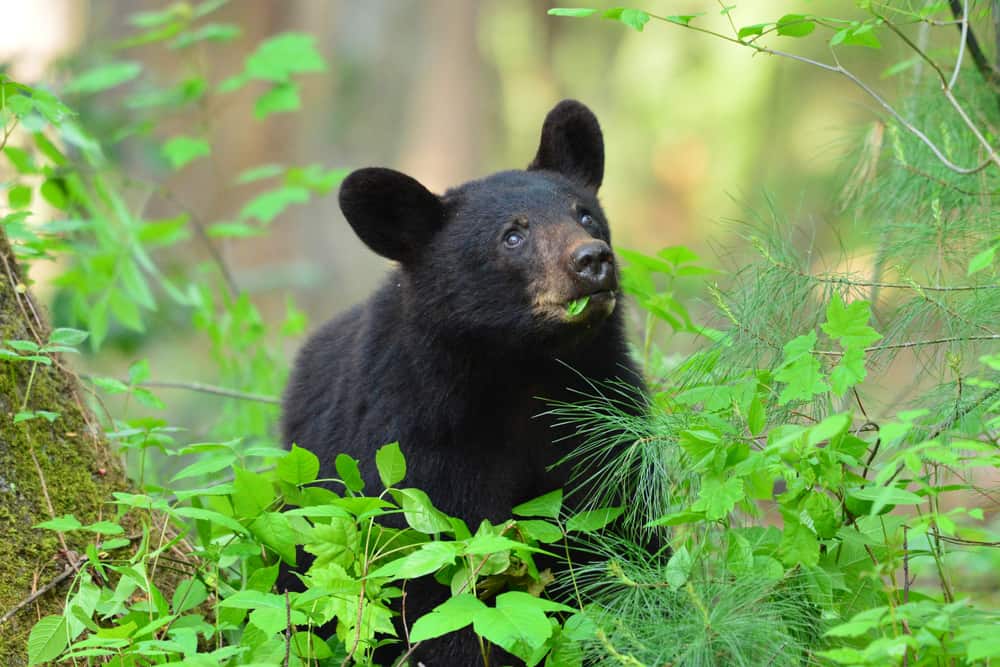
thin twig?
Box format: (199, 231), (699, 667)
(79, 375), (280, 405)
(814, 334), (1000, 357)
(0, 563), (78, 625)
(948, 0), (969, 90)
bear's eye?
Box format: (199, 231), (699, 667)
(503, 230), (526, 249)
(580, 213), (596, 228)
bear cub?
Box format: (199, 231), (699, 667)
(282, 99), (643, 664)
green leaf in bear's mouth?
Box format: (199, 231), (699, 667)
(566, 296), (590, 317)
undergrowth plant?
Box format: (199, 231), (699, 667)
(1, 1), (998, 666)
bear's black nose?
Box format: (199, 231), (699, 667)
(570, 241), (615, 290)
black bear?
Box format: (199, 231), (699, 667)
(282, 100), (643, 665)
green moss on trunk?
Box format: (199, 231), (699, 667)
(0, 230), (129, 665)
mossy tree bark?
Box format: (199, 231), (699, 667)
(0, 228), (129, 665)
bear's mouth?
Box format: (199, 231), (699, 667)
(564, 289), (616, 320)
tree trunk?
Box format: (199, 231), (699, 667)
(0, 228), (129, 665)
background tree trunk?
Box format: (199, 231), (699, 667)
(0, 228), (129, 665)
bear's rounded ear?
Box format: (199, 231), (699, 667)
(338, 167), (445, 264)
(528, 99), (604, 191)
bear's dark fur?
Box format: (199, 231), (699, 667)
(282, 100), (643, 665)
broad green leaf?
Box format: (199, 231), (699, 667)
(245, 33), (326, 82)
(172, 578), (208, 614)
(517, 519), (563, 543)
(394, 488), (452, 534)
(254, 81), (300, 119)
(40, 179), (67, 208)
(219, 590), (288, 609)
(369, 541), (459, 579)
(829, 347), (866, 396)
(36, 514), (82, 531)
(849, 485), (923, 514)
(239, 186), (310, 223)
(821, 293), (881, 349)
(27, 614), (68, 665)
(778, 509), (819, 567)
(565, 506), (623, 533)
(335, 453), (365, 493)
(776, 14), (815, 37)
(512, 489), (563, 519)
(775, 331), (829, 404)
(251, 512), (300, 565)
(738, 23), (769, 39)
(691, 476), (743, 520)
(65, 62), (142, 94)
(375, 441), (406, 488)
(162, 135), (210, 169)
(276, 444), (320, 485)
(602, 8), (650, 32)
(170, 452), (237, 482)
(473, 592), (561, 659)
(665, 545), (692, 588)
(49, 327), (88, 346)
(232, 467), (275, 518)
(803, 492), (840, 539)
(8, 184), (31, 209)
(410, 594), (487, 642)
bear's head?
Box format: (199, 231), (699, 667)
(338, 100), (620, 350)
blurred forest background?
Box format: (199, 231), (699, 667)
(0, 0), (956, 450)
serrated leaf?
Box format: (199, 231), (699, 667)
(27, 614), (68, 665)
(691, 476), (743, 520)
(821, 293), (881, 349)
(829, 347), (866, 396)
(276, 444), (320, 485)
(335, 453), (365, 493)
(775, 331), (829, 404)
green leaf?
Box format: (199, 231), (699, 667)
(162, 135), (210, 170)
(829, 347), (866, 396)
(665, 545), (692, 588)
(517, 519), (563, 543)
(239, 186), (310, 223)
(849, 485), (923, 514)
(36, 514), (82, 531)
(27, 614), (68, 665)
(206, 221), (263, 238)
(49, 327), (88, 346)
(237, 163), (285, 184)
(245, 32), (326, 82)
(775, 331), (829, 404)
(40, 179), (67, 209)
(8, 184), (31, 209)
(369, 541), (460, 579)
(776, 14), (815, 37)
(375, 441), (406, 488)
(276, 444), (320, 485)
(691, 476), (743, 520)
(251, 512), (300, 565)
(565, 506), (623, 533)
(65, 62), (142, 94)
(512, 489), (563, 519)
(4, 146), (37, 173)
(565, 295), (590, 317)
(473, 592), (559, 659)
(778, 509), (819, 567)
(394, 488), (452, 534)
(410, 594), (487, 642)
(172, 578), (208, 614)
(821, 293), (881, 349)
(602, 8), (651, 32)
(171, 23), (242, 49)
(335, 453), (365, 493)
(173, 506), (248, 535)
(968, 245), (996, 275)
(803, 492), (840, 539)
(254, 81), (300, 119)
(738, 23), (769, 39)
(547, 8), (598, 18)
(232, 467), (275, 518)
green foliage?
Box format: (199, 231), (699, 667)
(5, 1), (1000, 665)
